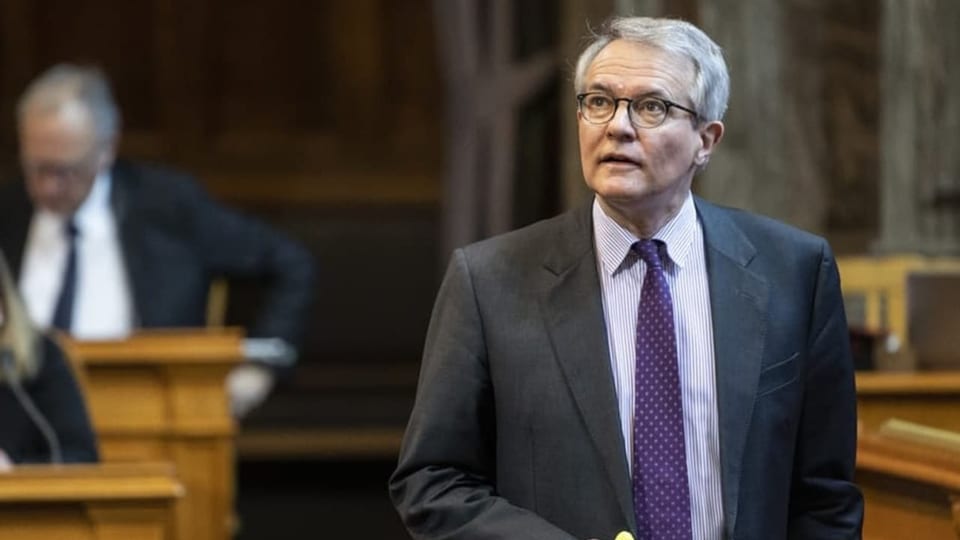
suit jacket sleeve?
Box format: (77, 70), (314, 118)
(389, 250), (578, 540)
(181, 179), (315, 348)
(21, 337), (99, 463)
(788, 242), (863, 538)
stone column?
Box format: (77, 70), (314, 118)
(615, 0), (663, 16)
(875, 0), (960, 254)
(695, 0), (828, 234)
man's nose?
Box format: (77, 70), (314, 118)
(606, 102), (636, 138)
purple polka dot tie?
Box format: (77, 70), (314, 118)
(631, 239), (692, 540)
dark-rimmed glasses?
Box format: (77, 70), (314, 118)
(576, 92), (699, 128)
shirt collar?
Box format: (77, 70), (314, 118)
(592, 192), (698, 276)
(35, 170), (113, 239)
(72, 170), (112, 231)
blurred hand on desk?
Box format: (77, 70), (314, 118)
(228, 364), (275, 419)
(227, 337), (297, 418)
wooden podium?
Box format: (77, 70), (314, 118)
(858, 425), (960, 539)
(0, 462), (182, 540)
(61, 329), (243, 540)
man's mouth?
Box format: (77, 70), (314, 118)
(600, 153), (641, 166)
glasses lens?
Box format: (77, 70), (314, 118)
(581, 94), (615, 123)
(630, 98), (668, 128)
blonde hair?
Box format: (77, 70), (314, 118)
(0, 253), (40, 381)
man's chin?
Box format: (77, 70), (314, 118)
(591, 177), (651, 201)
(39, 203), (73, 217)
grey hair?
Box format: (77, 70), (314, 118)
(16, 63), (121, 143)
(574, 17), (730, 123)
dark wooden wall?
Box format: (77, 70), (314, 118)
(1, 4), (444, 536)
(0, 0), (442, 202)
(0, 0), (444, 435)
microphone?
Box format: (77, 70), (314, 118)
(1, 349), (63, 464)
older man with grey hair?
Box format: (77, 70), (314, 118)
(0, 64), (315, 417)
(390, 16), (862, 540)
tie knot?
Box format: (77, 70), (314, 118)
(64, 219), (79, 239)
(633, 239), (665, 268)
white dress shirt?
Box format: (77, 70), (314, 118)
(19, 171), (273, 417)
(20, 172), (134, 339)
(593, 193), (724, 540)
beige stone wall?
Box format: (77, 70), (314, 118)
(876, 0), (960, 255)
(560, 1), (960, 255)
(698, 0), (884, 250)
(696, 0), (829, 235)
(821, 1), (881, 252)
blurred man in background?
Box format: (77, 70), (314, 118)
(0, 64), (315, 417)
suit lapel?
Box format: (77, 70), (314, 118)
(696, 199), (768, 539)
(539, 205), (636, 532)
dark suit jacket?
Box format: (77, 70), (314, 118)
(390, 198), (863, 540)
(0, 337), (98, 463)
(0, 160), (314, 347)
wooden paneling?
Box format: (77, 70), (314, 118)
(0, 4), (445, 432)
(0, 0), (442, 205)
(26, 0), (158, 133)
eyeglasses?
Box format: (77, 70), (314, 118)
(21, 149), (103, 182)
(22, 161), (97, 182)
(576, 92), (699, 128)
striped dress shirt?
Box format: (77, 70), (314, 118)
(592, 193), (723, 540)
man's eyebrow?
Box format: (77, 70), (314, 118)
(583, 83), (672, 100)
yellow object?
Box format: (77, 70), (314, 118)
(205, 277), (229, 327)
(614, 532), (635, 540)
(836, 255), (960, 344)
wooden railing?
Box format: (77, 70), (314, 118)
(0, 462), (182, 540)
(858, 422), (960, 539)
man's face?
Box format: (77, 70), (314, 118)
(578, 40), (721, 222)
(19, 101), (112, 216)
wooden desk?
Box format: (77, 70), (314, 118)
(858, 430), (960, 539)
(62, 329), (243, 540)
(0, 462), (182, 540)
(857, 371), (960, 433)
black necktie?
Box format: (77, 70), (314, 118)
(51, 219), (79, 332)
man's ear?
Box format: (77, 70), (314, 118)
(694, 121), (724, 167)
